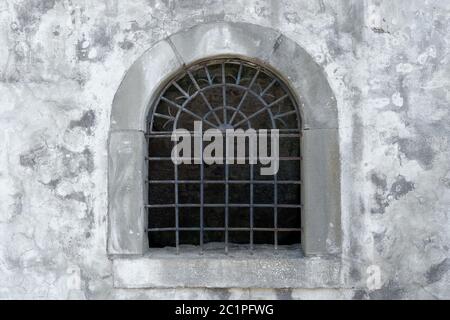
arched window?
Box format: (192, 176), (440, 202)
(146, 58), (302, 252)
(108, 24), (341, 290)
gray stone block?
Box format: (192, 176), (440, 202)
(169, 22), (281, 65)
(268, 35), (338, 130)
(108, 130), (148, 255)
(302, 129), (341, 255)
(113, 251), (342, 288)
(111, 40), (182, 131)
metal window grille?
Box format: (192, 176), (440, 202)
(146, 58), (302, 253)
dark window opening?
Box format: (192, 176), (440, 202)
(146, 58), (302, 252)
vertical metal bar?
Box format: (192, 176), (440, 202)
(224, 101), (230, 253)
(299, 136), (302, 249)
(174, 151), (179, 254)
(222, 62), (227, 124)
(225, 160), (229, 254)
(274, 167), (278, 251)
(200, 131), (204, 253)
(147, 145), (151, 244)
(250, 163), (254, 251)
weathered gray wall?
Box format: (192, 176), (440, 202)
(0, 0), (449, 299)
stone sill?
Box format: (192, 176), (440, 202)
(112, 245), (342, 289)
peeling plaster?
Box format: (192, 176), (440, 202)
(69, 110), (96, 135)
(370, 173), (415, 214)
(425, 258), (449, 285)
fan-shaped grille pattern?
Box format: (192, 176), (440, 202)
(146, 58), (302, 253)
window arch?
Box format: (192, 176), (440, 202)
(108, 22), (341, 265)
(146, 58), (302, 252)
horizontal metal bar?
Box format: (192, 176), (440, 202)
(148, 227), (302, 232)
(145, 133), (302, 138)
(148, 128), (302, 133)
(146, 156), (302, 161)
(146, 204), (302, 208)
(147, 180), (302, 184)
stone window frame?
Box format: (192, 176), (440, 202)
(108, 22), (342, 289)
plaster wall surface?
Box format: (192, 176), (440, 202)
(0, 0), (449, 299)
